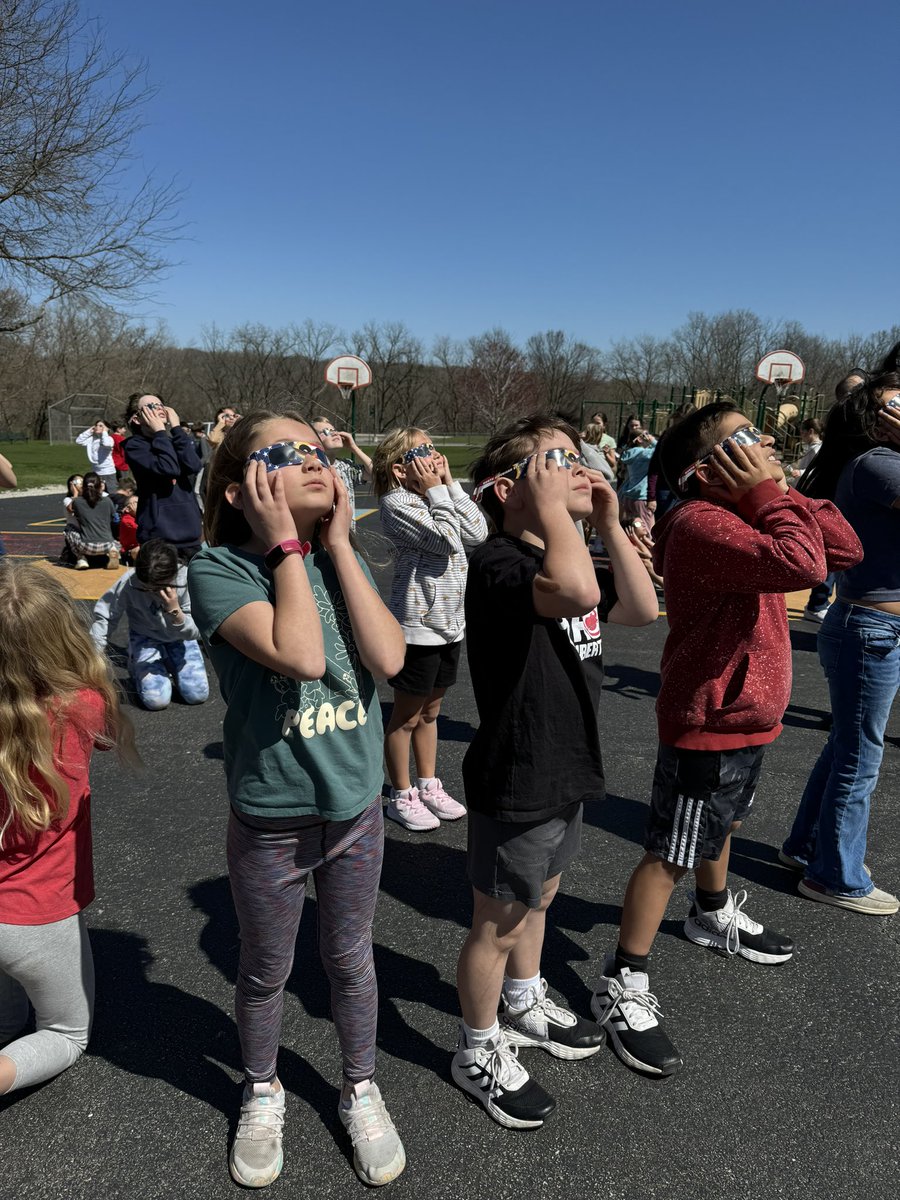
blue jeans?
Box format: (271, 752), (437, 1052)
(129, 634), (210, 711)
(784, 602), (900, 895)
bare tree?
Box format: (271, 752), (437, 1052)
(525, 329), (602, 415)
(350, 321), (430, 431)
(0, 0), (180, 329)
(606, 334), (673, 406)
(462, 329), (533, 433)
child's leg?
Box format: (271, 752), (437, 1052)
(312, 801), (384, 1088)
(129, 634), (173, 711)
(618, 853), (686, 957)
(226, 813), (310, 1084)
(410, 686), (446, 780)
(164, 639), (210, 705)
(383, 690), (428, 791)
(0, 913), (94, 1094)
(457, 889), (533, 1030)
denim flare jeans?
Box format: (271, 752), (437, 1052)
(784, 601), (900, 896)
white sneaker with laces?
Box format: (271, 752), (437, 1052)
(385, 787), (440, 832)
(590, 956), (682, 1076)
(684, 889), (794, 963)
(339, 1081), (406, 1187)
(229, 1079), (285, 1188)
(803, 605), (830, 623)
(501, 978), (605, 1059)
(418, 777), (466, 820)
(451, 1028), (556, 1129)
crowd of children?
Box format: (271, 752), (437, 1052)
(0, 375), (898, 1189)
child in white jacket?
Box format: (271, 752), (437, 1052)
(91, 538), (209, 710)
(373, 428), (488, 831)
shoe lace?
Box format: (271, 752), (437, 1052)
(482, 1033), (527, 1091)
(719, 889), (761, 955)
(343, 1089), (393, 1144)
(396, 790), (428, 815)
(236, 1091), (284, 1141)
(598, 977), (663, 1032)
(518, 978), (576, 1028)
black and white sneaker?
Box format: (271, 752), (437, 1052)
(684, 889), (794, 964)
(590, 956), (682, 1077)
(501, 978), (605, 1060)
(451, 1028), (556, 1129)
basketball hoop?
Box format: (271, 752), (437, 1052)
(324, 355), (373, 437)
(755, 350), (805, 396)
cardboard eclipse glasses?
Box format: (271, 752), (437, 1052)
(473, 448), (585, 502)
(677, 426), (764, 492)
(246, 441), (331, 473)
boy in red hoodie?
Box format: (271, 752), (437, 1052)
(591, 403), (862, 1076)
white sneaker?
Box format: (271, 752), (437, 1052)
(418, 778), (466, 821)
(803, 605), (830, 623)
(590, 956), (682, 1076)
(229, 1080), (285, 1188)
(385, 787), (440, 831)
(501, 978), (604, 1059)
(684, 889), (794, 963)
(338, 1081), (406, 1186)
(75, 557), (89, 570)
(450, 1028), (556, 1129)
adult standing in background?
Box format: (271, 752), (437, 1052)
(124, 393), (203, 558)
(76, 420), (118, 494)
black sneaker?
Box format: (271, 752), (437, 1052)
(590, 955), (682, 1077)
(451, 1028), (556, 1129)
(684, 889), (794, 964)
(501, 978), (605, 1060)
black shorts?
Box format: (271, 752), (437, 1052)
(388, 641), (461, 696)
(467, 803), (582, 909)
(645, 743), (765, 868)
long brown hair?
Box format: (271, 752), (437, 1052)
(203, 409), (312, 547)
(0, 563), (138, 847)
(82, 471), (105, 507)
(371, 427), (429, 498)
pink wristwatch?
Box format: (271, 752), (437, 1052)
(264, 539), (311, 570)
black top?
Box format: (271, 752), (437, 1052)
(462, 534), (617, 822)
(72, 495), (115, 545)
(124, 428), (203, 550)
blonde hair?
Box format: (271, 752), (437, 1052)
(0, 562), (138, 847)
(371, 428), (429, 497)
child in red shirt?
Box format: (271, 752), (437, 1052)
(592, 403), (862, 1077)
(0, 563), (136, 1095)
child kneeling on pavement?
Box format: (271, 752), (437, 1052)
(91, 538), (209, 710)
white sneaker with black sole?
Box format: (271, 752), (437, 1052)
(451, 1028), (556, 1129)
(684, 889), (794, 963)
(501, 978), (605, 1060)
(590, 956), (682, 1076)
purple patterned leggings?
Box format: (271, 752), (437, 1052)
(226, 798), (384, 1085)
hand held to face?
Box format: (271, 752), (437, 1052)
(708, 439), (786, 495)
(241, 461), (299, 549)
(584, 468), (619, 531)
(876, 405), (900, 448)
(319, 471), (352, 551)
(406, 455), (441, 494)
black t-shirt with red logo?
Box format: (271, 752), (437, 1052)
(462, 534), (617, 822)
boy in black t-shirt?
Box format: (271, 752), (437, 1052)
(452, 414), (658, 1128)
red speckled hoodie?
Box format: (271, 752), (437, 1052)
(652, 479), (863, 750)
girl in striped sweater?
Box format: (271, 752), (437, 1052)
(374, 429), (488, 832)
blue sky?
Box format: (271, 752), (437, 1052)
(85, 0), (898, 350)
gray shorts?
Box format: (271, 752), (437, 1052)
(466, 803), (583, 909)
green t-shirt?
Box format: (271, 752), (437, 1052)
(188, 543), (384, 820)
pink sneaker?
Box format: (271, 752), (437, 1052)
(418, 778), (466, 821)
(385, 787), (440, 832)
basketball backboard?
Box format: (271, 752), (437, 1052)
(755, 350), (805, 386)
(325, 355), (373, 398)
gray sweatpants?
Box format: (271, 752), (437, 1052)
(0, 912), (94, 1092)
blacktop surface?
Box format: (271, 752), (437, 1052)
(1, 490), (898, 1200)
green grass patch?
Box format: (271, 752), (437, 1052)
(0, 441), (91, 490)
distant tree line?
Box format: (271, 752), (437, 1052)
(1, 293), (898, 438)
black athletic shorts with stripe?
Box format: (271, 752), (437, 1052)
(644, 743), (765, 869)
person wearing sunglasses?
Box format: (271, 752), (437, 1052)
(593, 403), (861, 1080)
(371, 427), (488, 831)
(188, 411), (407, 1188)
(311, 416), (373, 525)
(124, 392), (204, 559)
(453, 414), (658, 1129)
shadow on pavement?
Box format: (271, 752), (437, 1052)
(602, 661), (660, 700)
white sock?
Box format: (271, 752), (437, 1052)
(415, 776), (435, 793)
(462, 1019), (500, 1050)
(390, 786), (412, 799)
(503, 973), (541, 1011)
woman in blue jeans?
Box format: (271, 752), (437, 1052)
(783, 371), (900, 914)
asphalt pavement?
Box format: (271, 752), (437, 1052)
(1, 491), (898, 1200)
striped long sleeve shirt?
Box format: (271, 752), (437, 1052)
(380, 482), (488, 645)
